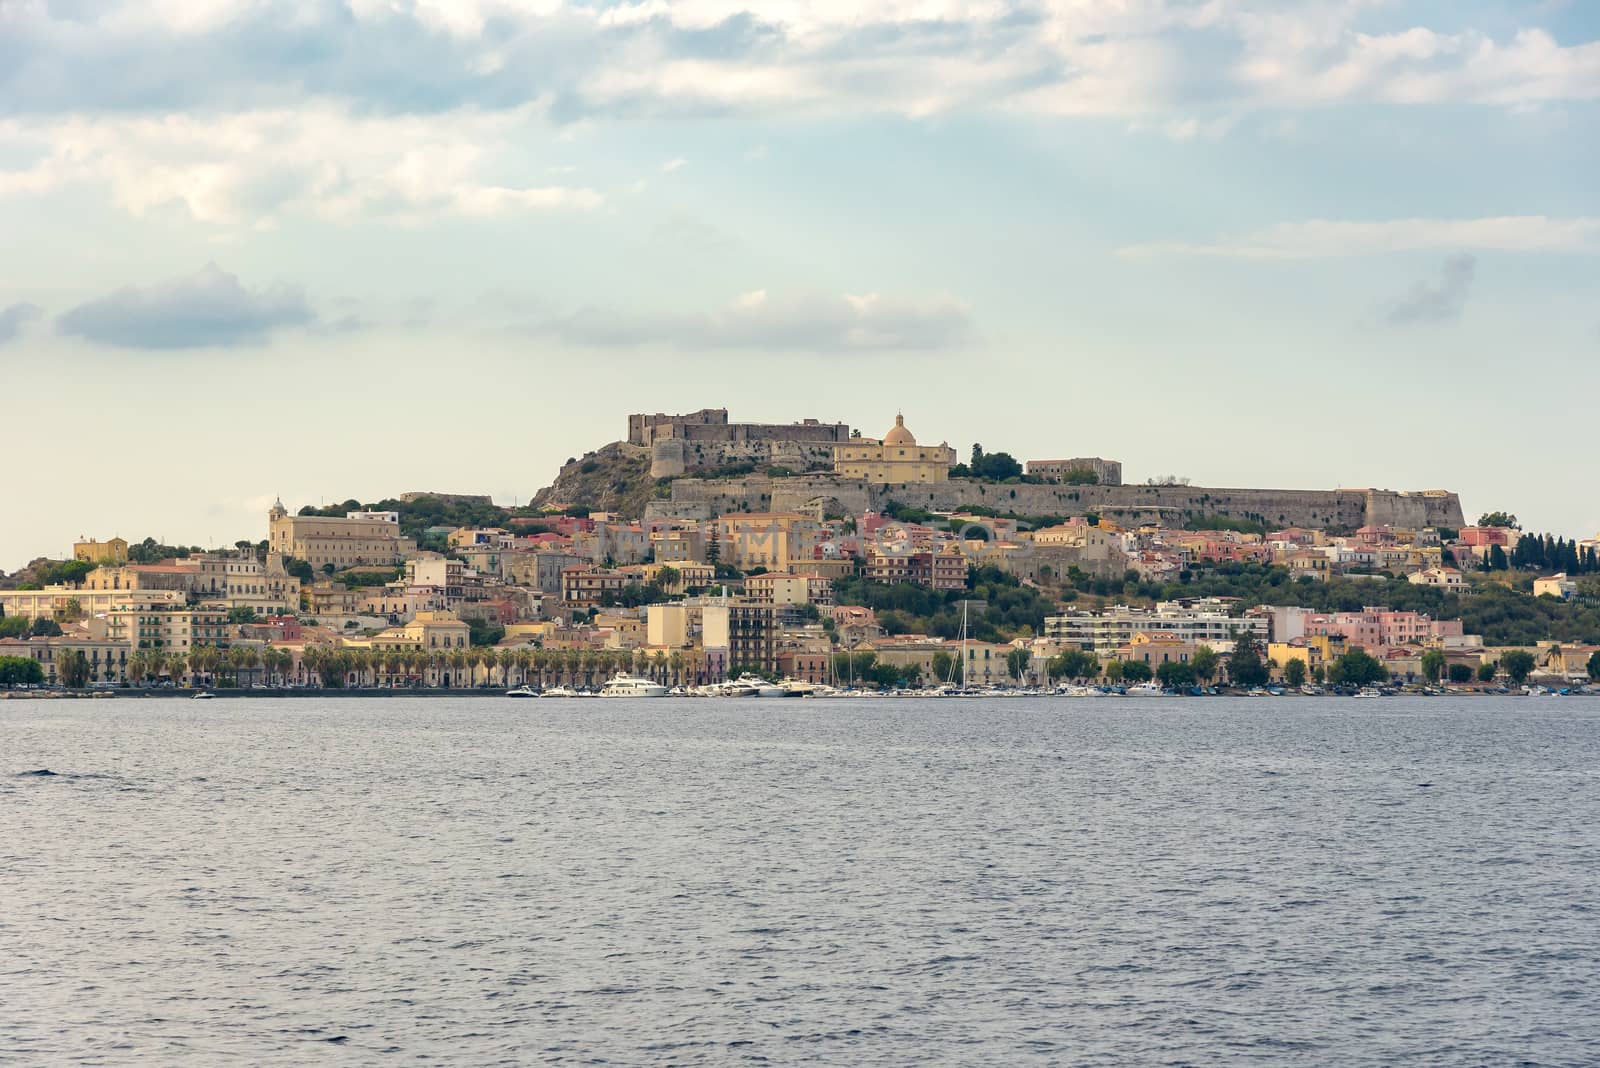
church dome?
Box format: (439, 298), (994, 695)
(883, 413), (917, 446)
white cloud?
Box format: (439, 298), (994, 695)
(0, 108), (603, 227)
(539, 289), (972, 350)
(0, 0), (1593, 127)
(1119, 217), (1600, 259)
(660, 157), (687, 173)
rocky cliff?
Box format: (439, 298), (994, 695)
(530, 442), (657, 516)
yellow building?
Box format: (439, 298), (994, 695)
(268, 499), (415, 571)
(833, 413), (956, 484)
(107, 606), (230, 655)
(1268, 635), (1347, 678)
(715, 513), (821, 572)
(356, 611), (471, 653)
(74, 537), (129, 564)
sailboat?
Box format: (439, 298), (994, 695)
(939, 599), (975, 696)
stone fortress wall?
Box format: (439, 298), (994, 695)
(648, 475), (1466, 532)
(627, 410), (853, 479)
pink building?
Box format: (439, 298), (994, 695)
(1305, 608), (1463, 651)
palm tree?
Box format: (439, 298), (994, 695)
(299, 646), (322, 687)
(126, 651), (148, 687)
(167, 653), (188, 687)
(669, 650), (686, 687)
(651, 650), (668, 683)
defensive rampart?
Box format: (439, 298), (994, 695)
(649, 476), (1465, 531)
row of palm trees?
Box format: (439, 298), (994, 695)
(297, 645), (692, 690)
(121, 645), (297, 688)
(112, 643), (695, 691)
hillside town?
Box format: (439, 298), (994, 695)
(4, 410), (1600, 695)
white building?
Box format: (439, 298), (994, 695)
(1044, 600), (1268, 656)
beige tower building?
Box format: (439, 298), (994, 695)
(833, 413), (956, 484)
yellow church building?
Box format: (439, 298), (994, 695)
(833, 413), (956, 484)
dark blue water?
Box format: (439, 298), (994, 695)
(3, 697), (1598, 1065)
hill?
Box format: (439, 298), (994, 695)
(530, 442), (658, 518)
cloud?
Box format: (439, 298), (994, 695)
(0, 1), (1594, 128)
(0, 107), (604, 227)
(56, 263), (315, 349)
(539, 289), (971, 351)
(660, 157), (687, 173)
(1119, 216), (1600, 259)
(1384, 254), (1477, 325)
(0, 302), (41, 345)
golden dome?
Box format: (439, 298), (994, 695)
(883, 413), (916, 446)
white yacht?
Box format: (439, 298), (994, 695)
(541, 685), (586, 698)
(505, 685), (537, 698)
(191, 691), (215, 700)
(731, 673), (787, 698)
(599, 673), (669, 698)
(1126, 680), (1166, 696)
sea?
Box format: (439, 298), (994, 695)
(3, 696), (1597, 1066)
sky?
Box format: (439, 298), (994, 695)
(1, 0), (1597, 569)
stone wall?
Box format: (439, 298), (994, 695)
(652, 475), (1465, 531)
(649, 439), (844, 479)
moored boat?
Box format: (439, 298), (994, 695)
(598, 673), (669, 698)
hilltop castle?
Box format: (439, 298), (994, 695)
(627, 408), (851, 478)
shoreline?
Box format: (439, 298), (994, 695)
(3, 686), (1591, 700)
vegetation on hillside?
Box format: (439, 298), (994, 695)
(1055, 561), (1600, 646)
(834, 566), (1056, 642)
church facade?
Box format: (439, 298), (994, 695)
(833, 414), (957, 484)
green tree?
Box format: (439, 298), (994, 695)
(227, 606), (258, 624)
(0, 616), (30, 639)
(1005, 647), (1032, 683)
(467, 618), (506, 647)
(0, 656), (46, 687)
(1191, 645), (1220, 684)
(931, 651), (955, 684)
(1476, 661), (1498, 683)
(1589, 650), (1600, 682)
(30, 618), (63, 637)
(1501, 649), (1536, 685)
(1120, 659), (1153, 683)
(1330, 650), (1389, 687)
(1155, 660), (1196, 689)
(1227, 633), (1269, 687)
(1477, 512), (1518, 529)
(1282, 657), (1307, 687)
(1420, 649), (1447, 683)
(1447, 663), (1474, 684)
(57, 649), (92, 688)
(1049, 648), (1098, 681)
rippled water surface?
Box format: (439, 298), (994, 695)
(4, 696), (1599, 1065)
